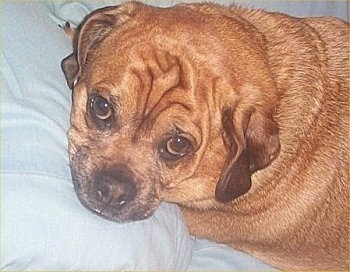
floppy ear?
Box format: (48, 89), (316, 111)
(246, 110), (281, 172)
(61, 3), (138, 89)
(61, 53), (79, 89)
(215, 108), (280, 203)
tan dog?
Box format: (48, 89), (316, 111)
(61, 2), (349, 270)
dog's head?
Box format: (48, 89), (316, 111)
(62, 2), (280, 222)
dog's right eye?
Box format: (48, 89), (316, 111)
(91, 96), (112, 120)
(88, 95), (114, 128)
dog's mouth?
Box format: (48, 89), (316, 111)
(70, 156), (161, 223)
(73, 178), (161, 223)
(75, 188), (159, 223)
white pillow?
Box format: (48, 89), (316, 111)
(1, 2), (193, 270)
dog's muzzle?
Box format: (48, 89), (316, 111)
(93, 167), (137, 209)
(70, 145), (161, 222)
(71, 162), (160, 222)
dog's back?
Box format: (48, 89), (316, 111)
(184, 5), (349, 270)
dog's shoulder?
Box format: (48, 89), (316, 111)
(230, 5), (349, 84)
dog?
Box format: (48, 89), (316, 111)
(61, 1), (349, 270)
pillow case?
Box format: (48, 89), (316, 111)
(1, 2), (193, 270)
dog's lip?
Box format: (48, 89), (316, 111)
(160, 182), (176, 190)
(82, 199), (153, 222)
(75, 189), (159, 222)
(90, 204), (154, 223)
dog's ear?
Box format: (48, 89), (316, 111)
(245, 110), (281, 172)
(61, 3), (139, 89)
(215, 108), (280, 203)
(61, 53), (79, 89)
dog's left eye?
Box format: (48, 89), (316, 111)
(159, 135), (194, 161)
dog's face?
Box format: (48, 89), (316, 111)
(62, 2), (280, 222)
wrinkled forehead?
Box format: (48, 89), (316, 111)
(87, 43), (184, 88)
(80, 4), (275, 115)
(84, 4), (263, 82)
(86, 40), (206, 134)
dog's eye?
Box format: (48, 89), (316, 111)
(160, 135), (194, 161)
(90, 95), (112, 120)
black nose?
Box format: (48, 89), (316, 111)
(94, 166), (137, 208)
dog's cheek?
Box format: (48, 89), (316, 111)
(68, 144), (104, 193)
(158, 130), (228, 205)
(67, 131), (90, 166)
(70, 82), (90, 127)
(68, 147), (93, 196)
(67, 129), (80, 157)
(159, 170), (220, 205)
